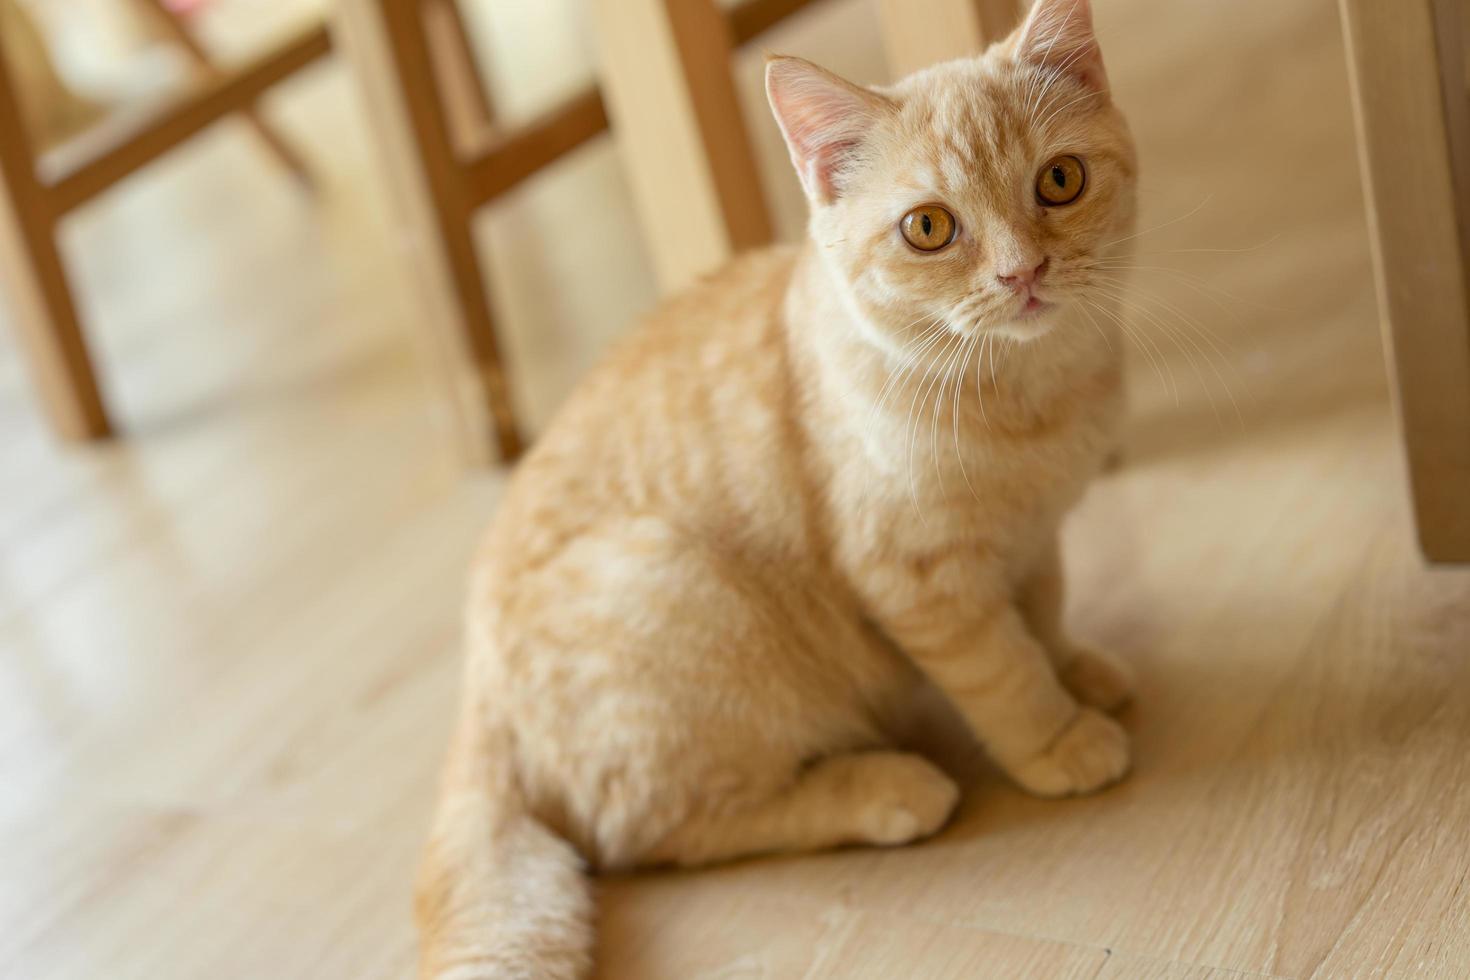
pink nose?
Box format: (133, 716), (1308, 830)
(997, 257), (1048, 291)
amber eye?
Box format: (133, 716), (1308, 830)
(1036, 155), (1086, 206)
(900, 205), (957, 251)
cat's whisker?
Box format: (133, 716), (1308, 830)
(1100, 194), (1215, 250)
(1086, 271), (1245, 378)
(931, 328), (973, 496)
(1089, 274), (1245, 422)
(1020, 53), (1055, 123)
(905, 330), (965, 522)
(1024, 67), (1061, 125)
(1088, 279), (1247, 424)
(989, 331), (1003, 389)
(1026, 63), (1073, 127)
(1024, 0), (1084, 121)
(973, 332), (995, 431)
(1021, 52), (1069, 122)
(1090, 282), (1225, 425)
(1123, 237), (1282, 257)
(1082, 297), (1176, 402)
(1087, 272), (1240, 366)
(897, 327), (952, 473)
(1021, 59), (1057, 124)
(898, 309), (947, 332)
(1086, 260), (1282, 312)
(872, 322), (950, 422)
(869, 316), (949, 422)
(1029, 39), (1101, 128)
(1075, 301), (1114, 354)
(1036, 86), (1102, 135)
(952, 331), (982, 502)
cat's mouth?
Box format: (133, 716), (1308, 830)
(1017, 294), (1053, 319)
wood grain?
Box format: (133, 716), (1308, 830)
(597, 891), (1108, 978)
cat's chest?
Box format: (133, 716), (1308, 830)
(816, 383), (1116, 589)
(854, 391), (1112, 511)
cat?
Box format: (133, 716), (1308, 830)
(416, 0), (1138, 975)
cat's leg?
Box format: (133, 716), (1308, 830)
(639, 750), (959, 868)
(863, 563), (1129, 798)
(1019, 538), (1134, 712)
(500, 518), (946, 874)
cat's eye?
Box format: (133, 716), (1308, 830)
(900, 205), (957, 252)
(1036, 155), (1086, 206)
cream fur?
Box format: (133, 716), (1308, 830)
(417, 1), (1139, 976)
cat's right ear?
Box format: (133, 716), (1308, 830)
(766, 56), (892, 205)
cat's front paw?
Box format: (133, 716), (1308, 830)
(1059, 647), (1134, 712)
(1008, 708), (1130, 798)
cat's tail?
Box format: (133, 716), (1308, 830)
(415, 696), (593, 980)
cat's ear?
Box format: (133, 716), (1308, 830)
(766, 56), (893, 205)
(1010, 0), (1109, 95)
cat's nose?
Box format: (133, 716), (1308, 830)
(997, 257), (1048, 291)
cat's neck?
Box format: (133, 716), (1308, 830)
(782, 242), (1121, 438)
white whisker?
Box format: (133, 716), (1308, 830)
(1089, 278), (1247, 424)
(1101, 195), (1214, 250)
(931, 330), (972, 494)
(1084, 297), (1175, 402)
(973, 332), (993, 430)
(1036, 86), (1101, 134)
(952, 331), (982, 501)
(906, 330), (965, 522)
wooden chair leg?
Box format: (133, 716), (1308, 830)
(589, 0), (771, 293)
(333, 0), (521, 463)
(132, 0), (313, 183)
(0, 37), (110, 440)
(876, 0), (1020, 78)
(422, 0), (496, 157)
(1340, 0), (1470, 561)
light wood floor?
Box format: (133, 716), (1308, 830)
(3, 1), (1469, 978)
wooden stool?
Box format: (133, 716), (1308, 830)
(127, 0), (315, 182)
(1339, 0), (1470, 561)
(334, 0), (850, 463)
(0, 8), (334, 442)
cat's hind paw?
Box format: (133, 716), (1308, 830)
(855, 754), (961, 846)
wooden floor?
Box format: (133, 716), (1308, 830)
(3, 1), (1469, 978)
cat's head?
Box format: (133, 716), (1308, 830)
(767, 0), (1136, 350)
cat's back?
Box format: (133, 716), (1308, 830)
(482, 244), (809, 577)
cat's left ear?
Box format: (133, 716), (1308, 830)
(766, 56), (894, 205)
(1010, 0), (1109, 95)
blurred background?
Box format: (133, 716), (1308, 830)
(3, 1), (1469, 978)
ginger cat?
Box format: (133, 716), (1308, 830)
(418, 1), (1138, 975)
